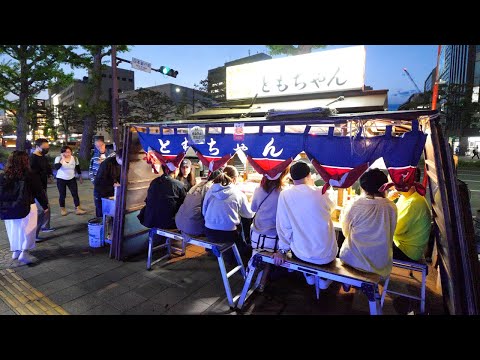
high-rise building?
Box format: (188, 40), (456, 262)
(439, 45), (480, 153)
(207, 53), (272, 102)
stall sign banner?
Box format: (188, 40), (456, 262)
(226, 45), (365, 100)
(188, 125), (206, 144)
(189, 133), (240, 172)
(304, 127), (384, 193)
(136, 129), (188, 171)
(241, 133), (304, 180)
(379, 121), (428, 195)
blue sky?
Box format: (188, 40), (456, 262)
(26, 45), (440, 109)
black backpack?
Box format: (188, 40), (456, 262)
(0, 174), (31, 220)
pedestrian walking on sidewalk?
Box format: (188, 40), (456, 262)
(54, 145), (86, 216)
(0, 151), (49, 264)
(472, 146), (480, 159)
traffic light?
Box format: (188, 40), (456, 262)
(159, 66), (178, 78)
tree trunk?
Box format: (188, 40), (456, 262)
(15, 47), (29, 151)
(78, 49), (102, 161)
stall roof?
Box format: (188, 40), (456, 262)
(189, 92), (389, 119)
(130, 109), (438, 128)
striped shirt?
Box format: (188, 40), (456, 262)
(89, 148), (116, 183)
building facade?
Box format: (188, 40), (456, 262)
(207, 53), (272, 102)
(49, 65), (135, 143)
(439, 45), (480, 154)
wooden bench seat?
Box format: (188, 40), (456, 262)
(237, 251), (384, 315)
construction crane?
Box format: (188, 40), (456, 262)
(403, 68), (422, 93)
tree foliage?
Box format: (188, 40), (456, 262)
(76, 45), (130, 160)
(119, 88), (177, 123)
(0, 45), (78, 150)
(266, 45), (326, 56)
(56, 104), (84, 144)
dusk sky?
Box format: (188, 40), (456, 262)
(23, 45), (440, 109)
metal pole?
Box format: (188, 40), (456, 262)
(431, 45), (442, 111)
(111, 45), (120, 150)
(192, 88), (195, 114)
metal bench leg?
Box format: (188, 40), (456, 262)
(369, 290), (383, 315)
(237, 257), (258, 310)
(315, 276), (320, 300)
(216, 249), (235, 308)
(381, 276), (390, 307)
(147, 229), (154, 270)
(231, 244), (246, 279)
(420, 268), (427, 314)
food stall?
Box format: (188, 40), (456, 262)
(111, 108), (480, 315)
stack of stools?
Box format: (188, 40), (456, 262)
(381, 259), (428, 314)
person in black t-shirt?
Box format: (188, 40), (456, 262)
(29, 138), (55, 239)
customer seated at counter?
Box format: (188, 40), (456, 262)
(175, 169), (222, 237)
(202, 165), (255, 264)
(339, 169), (398, 278)
(389, 168), (431, 262)
(249, 167), (290, 291)
(273, 161), (337, 290)
(139, 164), (187, 229)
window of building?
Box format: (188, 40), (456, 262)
(109, 75), (112, 79)
(102, 74), (106, 78)
(122, 77), (126, 81)
(128, 79), (133, 82)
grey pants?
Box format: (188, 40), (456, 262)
(35, 189), (51, 237)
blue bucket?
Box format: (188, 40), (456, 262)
(88, 218), (104, 248)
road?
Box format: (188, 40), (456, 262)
(457, 169), (480, 216)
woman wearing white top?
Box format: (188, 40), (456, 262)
(339, 168), (398, 280)
(54, 146), (86, 216)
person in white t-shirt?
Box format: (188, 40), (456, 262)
(274, 161), (337, 290)
(54, 146), (86, 216)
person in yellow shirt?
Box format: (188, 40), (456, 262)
(389, 168), (431, 262)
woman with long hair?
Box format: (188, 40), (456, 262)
(54, 145), (86, 216)
(0, 151), (49, 264)
(202, 165), (254, 263)
(176, 158), (197, 192)
(249, 166), (290, 291)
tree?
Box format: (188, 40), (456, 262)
(76, 45), (129, 161)
(194, 78), (217, 109)
(0, 46), (77, 150)
(266, 45), (326, 56)
(120, 88), (177, 123)
(56, 104), (83, 144)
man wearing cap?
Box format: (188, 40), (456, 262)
(89, 136), (115, 217)
(274, 161), (338, 289)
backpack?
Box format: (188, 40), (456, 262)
(0, 174), (31, 220)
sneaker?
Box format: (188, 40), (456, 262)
(303, 273), (316, 286)
(75, 206), (87, 215)
(12, 251), (21, 260)
(41, 227), (56, 233)
(18, 251), (34, 264)
(60, 207), (68, 216)
(317, 278), (333, 290)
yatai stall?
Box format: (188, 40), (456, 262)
(112, 108), (480, 314)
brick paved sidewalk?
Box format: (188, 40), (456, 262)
(0, 182), (445, 315)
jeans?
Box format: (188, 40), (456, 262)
(94, 193), (103, 218)
(205, 227), (251, 265)
(57, 178), (80, 207)
(35, 189), (51, 237)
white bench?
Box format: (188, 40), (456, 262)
(146, 228), (246, 308)
(236, 251), (384, 315)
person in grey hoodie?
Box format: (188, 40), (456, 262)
(202, 165), (255, 263)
